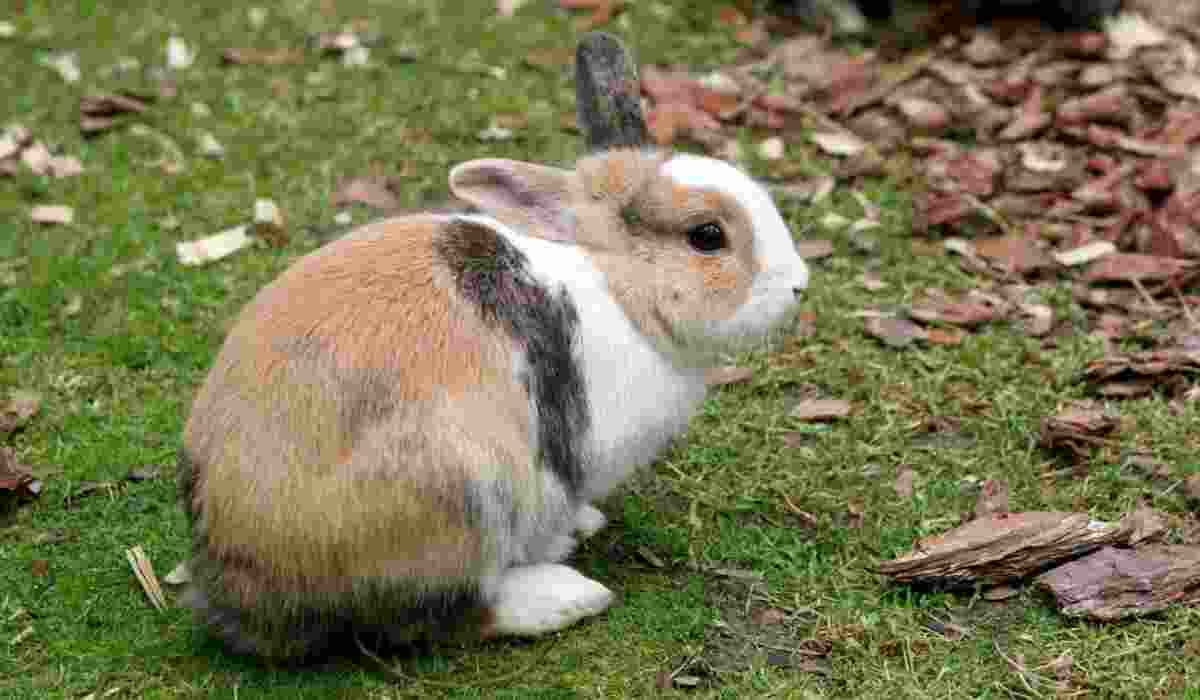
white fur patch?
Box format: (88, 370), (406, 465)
(457, 213), (708, 504)
(661, 154), (809, 343)
(574, 504), (608, 538)
(487, 563), (615, 637)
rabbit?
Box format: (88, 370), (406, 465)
(177, 32), (810, 663)
(771, 0), (1123, 32)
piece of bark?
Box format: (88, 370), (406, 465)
(877, 512), (1130, 589)
(1036, 545), (1200, 621)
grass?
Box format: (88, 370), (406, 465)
(2, 0), (1199, 698)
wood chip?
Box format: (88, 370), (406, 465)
(1036, 545), (1200, 620)
(790, 399), (852, 422)
(878, 512), (1130, 588)
(125, 545), (168, 612)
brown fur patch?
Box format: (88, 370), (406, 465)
(183, 217), (537, 600)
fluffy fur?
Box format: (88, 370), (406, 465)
(178, 34), (809, 663)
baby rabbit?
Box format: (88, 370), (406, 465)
(178, 32), (810, 662)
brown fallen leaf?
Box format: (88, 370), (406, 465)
(908, 297), (1002, 329)
(1122, 506), (1169, 546)
(894, 466), (916, 499)
(982, 584), (1020, 601)
(794, 239), (833, 260)
(750, 608), (788, 626)
(1036, 545), (1200, 621)
(864, 316), (927, 348)
(973, 234), (1054, 275)
(1039, 400), (1119, 457)
(0, 390), (40, 438)
(0, 447), (43, 504)
(252, 198), (288, 246)
(878, 511), (1130, 589)
(810, 131), (867, 157)
(973, 479), (1010, 519)
(221, 47), (305, 66)
(790, 399), (852, 422)
(1082, 347), (1200, 398)
(705, 366), (754, 387)
(1084, 253), (1197, 283)
(79, 92), (151, 134)
(332, 175), (402, 211)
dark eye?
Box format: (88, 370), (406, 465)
(687, 222), (727, 253)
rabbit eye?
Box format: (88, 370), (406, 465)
(687, 222), (726, 253)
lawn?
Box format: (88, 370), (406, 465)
(1, 0), (1198, 698)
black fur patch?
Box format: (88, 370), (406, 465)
(434, 218), (590, 497)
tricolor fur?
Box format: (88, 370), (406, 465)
(178, 34), (809, 663)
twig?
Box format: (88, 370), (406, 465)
(1171, 283), (1200, 331)
(993, 641), (1045, 699)
(1129, 277), (1163, 315)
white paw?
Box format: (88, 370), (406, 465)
(486, 564), (615, 637)
(574, 504), (607, 539)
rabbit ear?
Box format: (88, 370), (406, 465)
(575, 32), (649, 152)
(448, 159), (576, 242)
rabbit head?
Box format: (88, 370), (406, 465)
(447, 34), (809, 367)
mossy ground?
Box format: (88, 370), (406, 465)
(1, 1), (1197, 698)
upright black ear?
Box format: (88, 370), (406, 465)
(575, 32), (650, 152)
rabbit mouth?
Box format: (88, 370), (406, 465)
(656, 287), (805, 368)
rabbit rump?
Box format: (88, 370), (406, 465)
(178, 32), (810, 662)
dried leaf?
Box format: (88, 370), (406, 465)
(0, 448), (43, 503)
(705, 366), (754, 387)
(1084, 253), (1196, 282)
(1054, 240), (1115, 266)
(176, 226), (253, 266)
(790, 399), (852, 422)
(894, 467), (916, 499)
(30, 205), (74, 225)
(332, 175), (401, 211)
(973, 235), (1054, 275)
(1122, 506), (1169, 546)
(794, 239), (834, 260)
(126, 545), (168, 612)
(221, 48), (304, 66)
(0, 390), (40, 438)
(252, 198), (287, 246)
(865, 316), (927, 348)
(810, 131), (867, 157)
(1039, 400), (1120, 456)
(1036, 545), (1200, 620)
(973, 479), (1010, 519)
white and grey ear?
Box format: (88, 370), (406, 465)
(448, 159), (576, 243)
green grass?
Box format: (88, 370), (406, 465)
(2, 1), (1199, 698)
